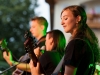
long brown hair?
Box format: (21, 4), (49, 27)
(47, 30), (66, 57)
(61, 5), (100, 62)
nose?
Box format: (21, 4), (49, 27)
(30, 27), (32, 32)
(61, 20), (64, 25)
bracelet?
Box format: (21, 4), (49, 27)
(12, 61), (18, 66)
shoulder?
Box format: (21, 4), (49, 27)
(37, 35), (46, 47)
(40, 51), (61, 63)
(42, 51), (58, 56)
(66, 38), (87, 53)
(39, 51), (59, 63)
(40, 51), (60, 60)
(67, 38), (85, 46)
(69, 38), (84, 43)
(39, 51), (51, 58)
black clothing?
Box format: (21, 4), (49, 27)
(37, 35), (46, 48)
(39, 51), (62, 75)
(63, 38), (94, 75)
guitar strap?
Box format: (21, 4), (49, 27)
(18, 53), (30, 62)
(51, 38), (73, 75)
(51, 55), (64, 75)
(37, 35), (46, 48)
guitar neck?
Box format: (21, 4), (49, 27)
(0, 39), (9, 52)
(28, 46), (38, 67)
(24, 31), (46, 74)
(2, 47), (9, 52)
(29, 51), (46, 74)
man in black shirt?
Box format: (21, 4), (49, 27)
(2, 16), (48, 75)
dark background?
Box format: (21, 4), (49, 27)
(0, 0), (38, 74)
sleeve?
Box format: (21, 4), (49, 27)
(39, 51), (50, 69)
(64, 39), (86, 67)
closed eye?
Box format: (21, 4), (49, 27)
(65, 18), (68, 20)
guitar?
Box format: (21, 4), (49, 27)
(0, 39), (30, 75)
(12, 53), (30, 75)
(12, 31), (39, 75)
(0, 39), (23, 75)
(13, 31), (46, 75)
(0, 39), (9, 54)
(24, 31), (46, 74)
(0, 31), (46, 75)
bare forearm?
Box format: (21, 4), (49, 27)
(11, 61), (31, 72)
(64, 65), (77, 75)
(17, 62), (30, 72)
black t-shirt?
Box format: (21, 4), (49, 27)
(39, 51), (62, 75)
(63, 39), (94, 75)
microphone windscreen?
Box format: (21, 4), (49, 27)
(40, 46), (46, 50)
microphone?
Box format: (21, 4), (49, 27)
(40, 46), (45, 50)
(40, 46), (46, 54)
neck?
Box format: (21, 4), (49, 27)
(36, 32), (46, 40)
(36, 35), (45, 41)
(71, 28), (77, 38)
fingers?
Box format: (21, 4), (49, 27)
(3, 51), (13, 61)
(29, 59), (40, 68)
(34, 47), (40, 57)
(29, 59), (40, 75)
(3, 51), (10, 56)
(36, 62), (40, 69)
(3, 51), (8, 58)
(3, 51), (12, 65)
(29, 59), (33, 68)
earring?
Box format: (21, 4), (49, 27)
(77, 20), (80, 23)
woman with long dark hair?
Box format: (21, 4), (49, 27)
(61, 5), (100, 75)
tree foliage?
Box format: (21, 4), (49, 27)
(0, 0), (37, 60)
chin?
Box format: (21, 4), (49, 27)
(64, 28), (67, 32)
(64, 30), (69, 33)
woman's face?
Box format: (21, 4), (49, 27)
(61, 9), (78, 34)
(45, 34), (54, 51)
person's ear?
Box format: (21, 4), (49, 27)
(41, 25), (45, 31)
(50, 41), (53, 45)
(76, 15), (81, 23)
(50, 38), (54, 45)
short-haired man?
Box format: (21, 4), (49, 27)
(2, 16), (48, 75)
